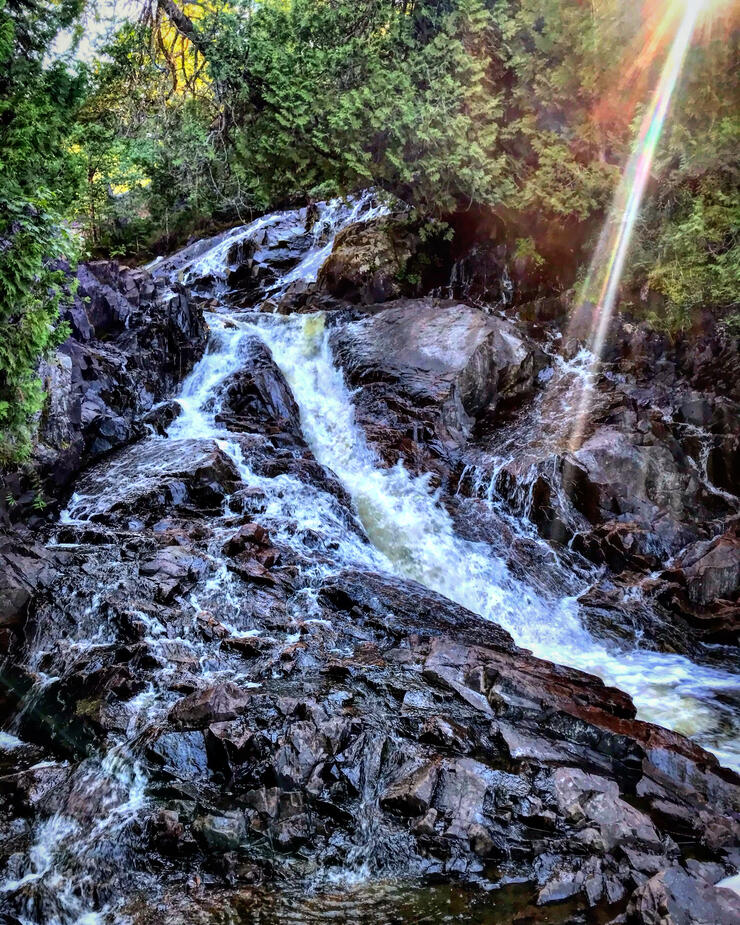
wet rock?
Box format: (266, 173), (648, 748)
(206, 719), (254, 773)
(170, 683), (252, 729)
(572, 521), (664, 573)
(624, 867), (740, 925)
(222, 523), (268, 554)
(148, 808), (196, 856)
(221, 523), (281, 574)
(552, 767), (661, 850)
(140, 546), (210, 602)
(317, 216), (418, 304)
(142, 400), (182, 436)
(2, 510), (738, 920)
(655, 527), (739, 645)
(552, 427), (706, 550)
(192, 812), (247, 852)
(0, 541), (58, 628)
(66, 439), (241, 525)
(331, 298), (540, 472)
(148, 731), (210, 780)
(381, 761), (438, 816)
(0, 762), (72, 812)
(537, 870), (581, 905)
(1, 260), (206, 522)
(214, 337), (303, 442)
(2, 202), (739, 925)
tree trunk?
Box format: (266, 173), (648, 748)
(157, 0), (209, 59)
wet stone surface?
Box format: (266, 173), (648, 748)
(0, 196), (738, 924)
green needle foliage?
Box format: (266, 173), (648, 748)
(0, 0), (83, 462)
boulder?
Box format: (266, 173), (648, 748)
(64, 439), (241, 525)
(670, 529), (739, 607)
(169, 683), (252, 729)
(625, 867), (740, 925)
(148, 731), (210, 780)
(381, 761), (438, 816)
(331, 298), (539, 469)
(317, 216), (418, 304)
(212, 337), (303, 442)
(654, 527), (740, 645)
(192, 812), (247, 852)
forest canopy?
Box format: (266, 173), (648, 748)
(0, 0), (738, 461)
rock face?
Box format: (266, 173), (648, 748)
(625, 867), (740, 925)
(317, 215), (418, 303)
(1, 260), (206, 521)
(212, 336), (303, 441)
(331, 298), (540, 475)
(1, 307), (738, 925)
(450, 305), (740, 652)
(1, 202), (738, 925)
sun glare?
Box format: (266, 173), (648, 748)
(564, 0), (716, 453)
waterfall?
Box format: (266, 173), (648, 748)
(3, 192), (738, 924)
(155, 194), (739, 770)
(242, 314), (740, 768)
(136, 192), (740, 768)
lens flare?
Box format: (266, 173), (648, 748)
(566, 0), (705, 452)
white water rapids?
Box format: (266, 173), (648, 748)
(161, 194), (740, 770)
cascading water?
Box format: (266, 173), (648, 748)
(2, 192), (739, 924)
(239, 314), (739, 767)
(156, 192), (739, 768)
(71, 191), (740, 768)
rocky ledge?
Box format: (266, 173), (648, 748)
(0, 260), (206, 523)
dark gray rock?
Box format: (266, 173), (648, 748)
(2, 260), (207, 523)
(625, 867), (740, 925)
(170, 683), (253, 729)
(192, 812), (247, 852)
(331, 298), (540, 472)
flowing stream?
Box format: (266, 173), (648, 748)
(156, 194), (739, 768)
(2, 194), (739, 924)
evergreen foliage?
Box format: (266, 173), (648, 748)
(0, 0), (83, 462)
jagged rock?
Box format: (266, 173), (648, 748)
(552, 767), (661, 850)
(317, 216), (418, 304)
(1, 200), (738, 925)
(213, 337), (303, 441)
(3, 262), (206, 523)
(331, 298), (540, 469)
(381, 761), (438, 816)
(624, 867), (740, 925)
(140, 546), (210, 602)
(572, 521), (665, 573)
(222, 523), (269, 555)
(653, 527), (739, 645)
(192, 812), (247, 852)
(170, 683), (253, 729)
(0, 540), (58, 628)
